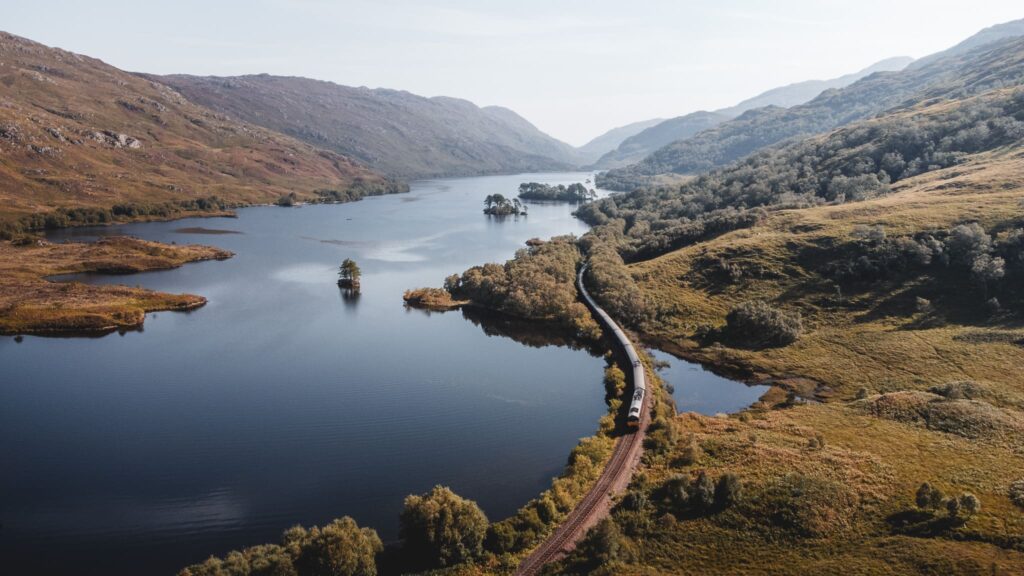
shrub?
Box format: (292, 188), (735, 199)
(285, 518), (383, 576)
(724, 300), (803, 348)
(578, 518), (628, 566)
(178, 517), (380, 576)
(678, 435), (703, 466)
(715, 473), (743, 507)
(916, 483), (934, 509)
(399, 486), (488, 567)
(1009, 479), (1024, 509)
(603, 364), (627, 399)
(691, 471), (716, 510)
(946, 496), (961, 518)
(959, 493), (981, 517)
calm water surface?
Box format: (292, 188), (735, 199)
(647, 348), (770, 414)
(1, 171), (756, 575)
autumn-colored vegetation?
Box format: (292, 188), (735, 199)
(0, 236), (232, 335)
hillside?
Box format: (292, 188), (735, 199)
(716, 56), (914, 117)
(911, 17), (1024, 69)
(592, 57), (913, 170)
(575, 118), (665, 165)
(153, 74), (580, 179)
(415, 83), (1024, 572)
(550, 146), (1024, 575)
(592, 111), (729, 169)
(599, 24), (1024, 190)
(0, 32), (403, 234)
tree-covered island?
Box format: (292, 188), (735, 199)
(517, 182), (597, 202)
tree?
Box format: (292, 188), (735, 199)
(284, 518), (382, 576)
(915, 482), (934, 509)
(714, 473), (743, 507)
(338, 259), (361, 288)
(399, 485), (489, 567)
(578, 518), (626, 565)
(725, 300), (802, 348)
(691, 471), (716, 510)
(959, 493), (981, 517)
(946, 496), (961, 518)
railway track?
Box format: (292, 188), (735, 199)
(514, 265), (649, 576)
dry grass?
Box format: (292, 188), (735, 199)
(0, 236), (231, 334)
(632, 149), (1024, 403)
(593, 404), (1024, 575)
(564, 149), (1024, 575)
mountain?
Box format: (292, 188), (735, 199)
(599, 30), (1024, 191)
(152, 74), (580, 179)
(911, 17), (1024, 69)
(0, 31), (402, 230)
(575, 118), (664, 165)
(715, 56), (914, 117)
(592, 112), (730, 169)
(592, 57), (913, 170)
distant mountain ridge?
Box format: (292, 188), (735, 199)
(153, 74), (580, 179)
(716, 56), (914, 117)
(592, 56), (913, 169)
(593, 111), (729, 169)
(599, 21), (1024, 190)
(575, 118), (665, 165)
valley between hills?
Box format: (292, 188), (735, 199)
(4, 13), (1024, 576)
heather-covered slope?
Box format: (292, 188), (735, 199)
(154, 74), (580, 179)
(0, 32), (403, 232)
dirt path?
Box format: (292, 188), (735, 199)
(513, 266), (650, 576)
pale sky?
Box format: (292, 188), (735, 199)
(3, 1), (1022, 145)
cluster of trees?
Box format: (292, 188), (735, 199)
(338, 258), (362, 290)
(178, 517), (383, 576)
(1, 196), (232, 239)
(517, 182), (597, 202)
(821, 221), (1024, 312)
(660, 471), (744, 515)
(579, 224), (651, 327)
(915, 482), (981, 519)
(445, 236), (599, 338)
(483, 194), (526, 216)
(722, 300), (803, 348)
(582, 88), (1024, 261)
(399, 486), (489, 567)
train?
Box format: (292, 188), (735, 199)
(576, 265), (647, 428)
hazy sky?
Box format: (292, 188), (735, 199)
(4, 1), (1022, 145)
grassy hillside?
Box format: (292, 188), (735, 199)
(632, 149), (1024, 397)
(0, 31), (404, 234)
(599, 30), (1024, 190)
(154, 74), (579, 179)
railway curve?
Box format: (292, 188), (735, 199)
(513, 264), (650, 576)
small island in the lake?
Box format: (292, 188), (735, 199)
(483, 194), (527, 216)
(517, 182), (597, 202)
(403, 286), (468, 311)
(337, 258), (362, 290)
